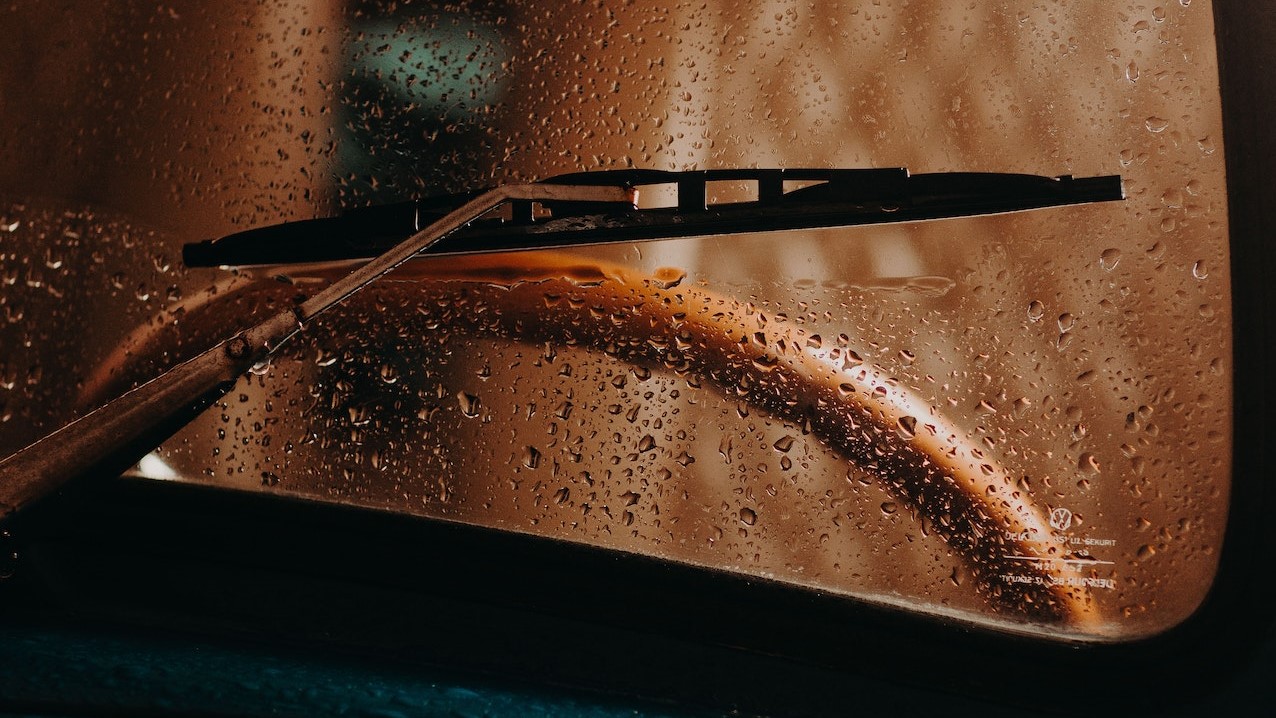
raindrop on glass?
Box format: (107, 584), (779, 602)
(1099, 248), (1122, 271)
(457, 391), (481, 418)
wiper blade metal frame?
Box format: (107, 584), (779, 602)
(184, 168), (1124, 268)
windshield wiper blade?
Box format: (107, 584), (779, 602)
(184, 168), (1124, 268)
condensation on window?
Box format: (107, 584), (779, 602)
(0, 1), (1229, 641)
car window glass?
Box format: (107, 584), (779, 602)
(0, 0), (1229, 641)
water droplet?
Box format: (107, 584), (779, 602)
(717, 435), (734, 464)
(738, 507), (757, 526)
(896, 416), (917, 439)
(457, 391), (481, 417)
(379, 364), (399, 384)
(1079, 453), (1101, 473)
(1027, 300), (1046, 321)
(880, 501), (899, 515)
(248, 357), (272, 376)
(1058, 313), (1076, 332)
(1192, 260), (1208, 280)
(1099, 248), (1122, 271)
(772, 435), (795, 453)
(523, 446), (542, 469)
(1145, 116), (1169, 133)
(651, 267), (687, 290)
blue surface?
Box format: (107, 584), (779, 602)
(0, 622), (714, 718)
(2, 615), (1273, 716)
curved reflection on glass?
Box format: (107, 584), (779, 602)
(73, 195), (1231, 639)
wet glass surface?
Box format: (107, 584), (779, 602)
(0, 1), (1230, 640)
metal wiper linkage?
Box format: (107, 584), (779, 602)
(0, 168), (1122, 521)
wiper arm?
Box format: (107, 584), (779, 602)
(184, 168), (1124, 267)
(0, 183), (632, 521)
